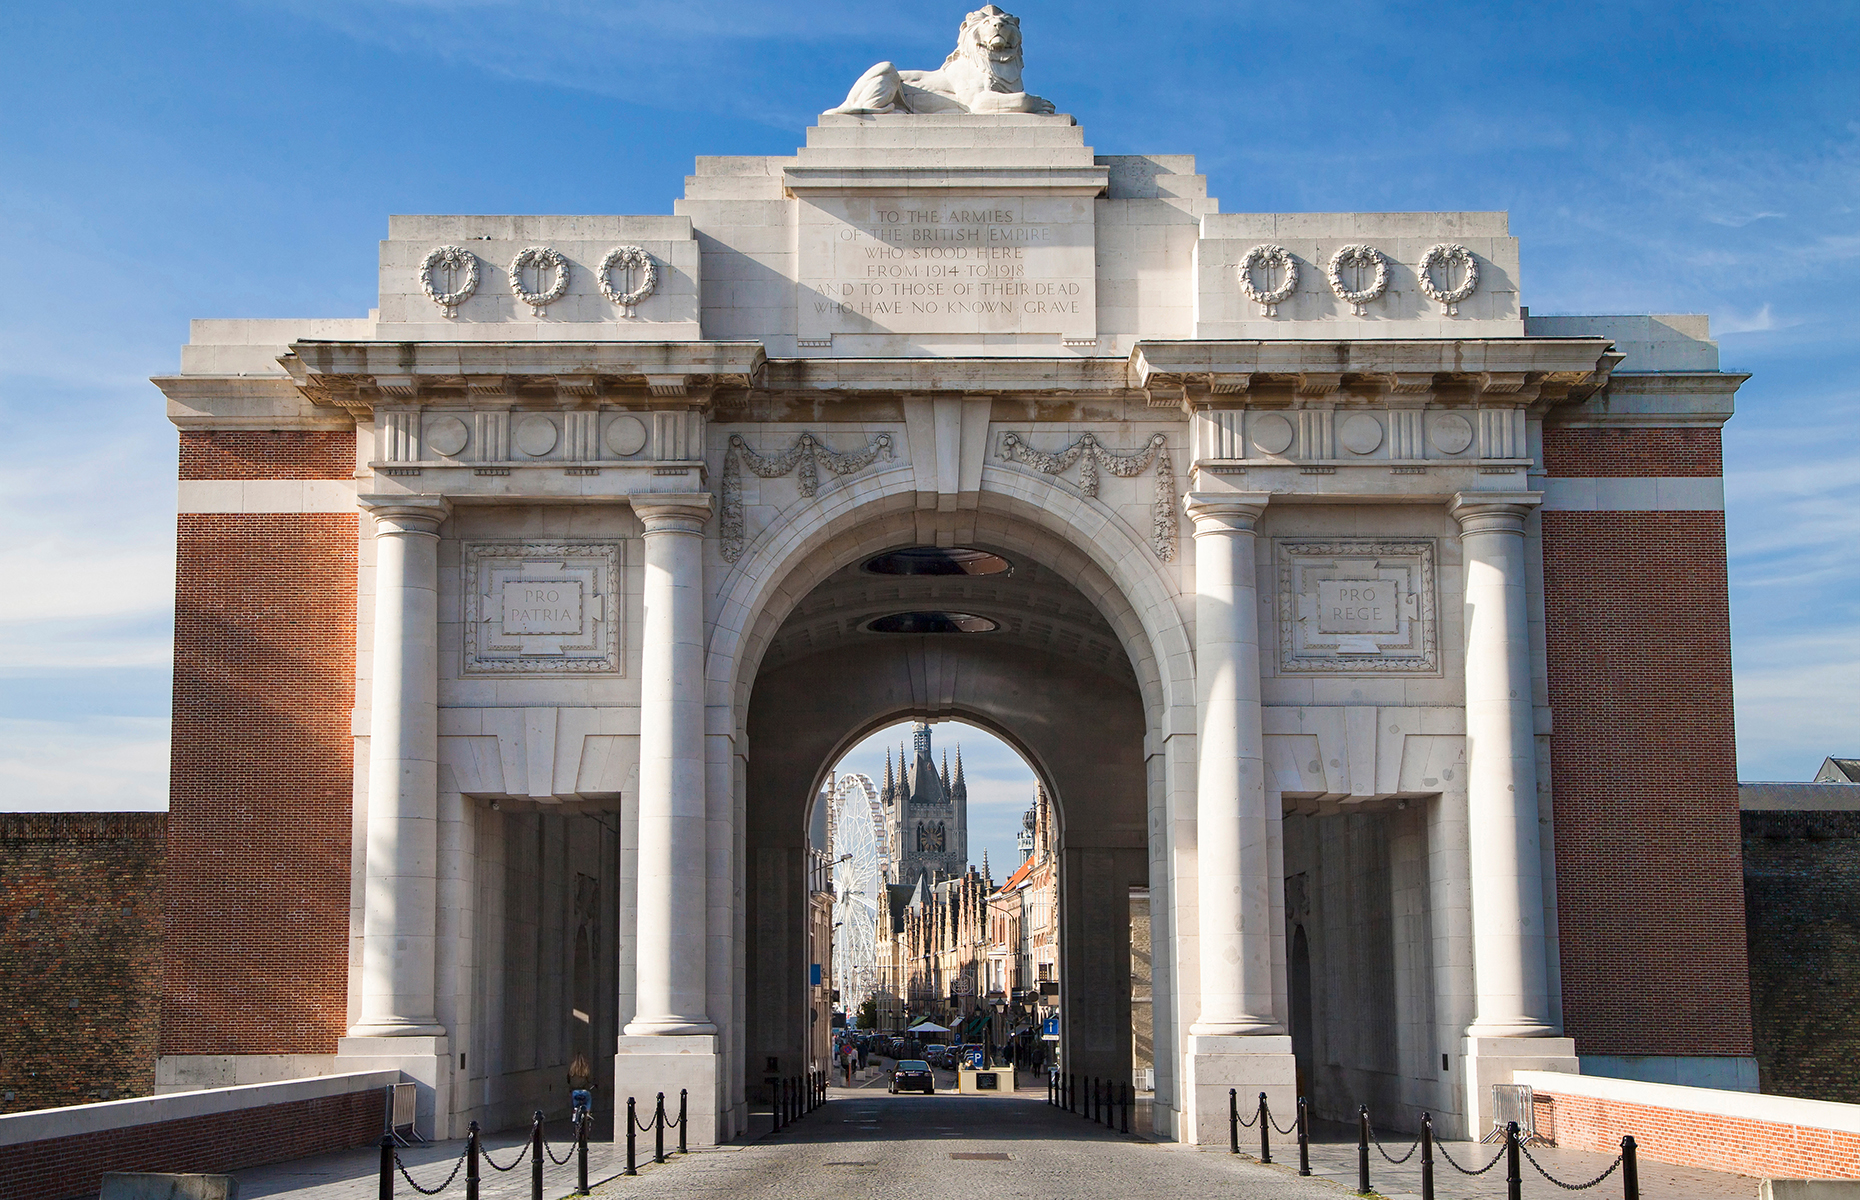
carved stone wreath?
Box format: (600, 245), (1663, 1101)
(997, 431), (1177, 561)
(419, 245), (479, 317)
(508, 246), (569, 315)
(1237, 244), (1298, 316)
(1417, 243), (1479, 315)
(720, 431), (896, 562)
(597, 245), (657, 316)
(1327, 244), (1389, 315)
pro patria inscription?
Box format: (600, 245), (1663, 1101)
(501, 580), (584, 636)
(798, 195), (1096, 340)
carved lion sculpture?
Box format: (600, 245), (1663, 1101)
(828, 5), (1056, 116)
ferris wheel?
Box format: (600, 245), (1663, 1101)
(831, 772), (884, 1019)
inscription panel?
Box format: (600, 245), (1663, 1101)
(464, 541), (622, 675)
(797, 195), (1096, 339)
(1278, 540), (1437, 674)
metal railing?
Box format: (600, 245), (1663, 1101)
(1046, 1070), (1132, 1134)
(1223, 1092), (1642, 1199)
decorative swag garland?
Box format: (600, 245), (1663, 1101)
(997, 431), (1177, 561)
(719, 431), (896, 562)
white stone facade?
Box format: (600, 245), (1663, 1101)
(157, 92), (1743, 1147)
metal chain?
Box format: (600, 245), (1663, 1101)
(394, 1145), (469, 1195)
(634, 1110), (659, 1132)
(1368, 1121), (1421, 1165)
(1435, 1139), (1508, 1175)
(1521, 1143), (1625, 1190)
(1268, 1108), (1300, 1136)
(481, 1139), (530, 1172)
(1234, 1103), (1260, 1129)
(544, 1134), (575, 1166)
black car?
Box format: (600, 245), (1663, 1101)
(889, 1059), (934, 1094)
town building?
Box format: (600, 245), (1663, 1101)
(879, 724), (969, 890)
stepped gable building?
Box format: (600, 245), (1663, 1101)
(880, 723), (969, 889)
(152, 5), (1751, 1147)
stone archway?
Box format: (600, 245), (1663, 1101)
(715, 473), (1194, 1130)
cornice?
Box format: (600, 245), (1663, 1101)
(1547, 371), (1746, 430)
(782, 165), (1109, 197)
(1128, 338), (1623, 410)
(278, 340), (768, 415)
(759, 356), (1133, 396)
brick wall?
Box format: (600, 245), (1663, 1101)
(163, 431), (358, 1057)
(0, 1088), (384, 1200)
(177, 431), (354, 481)
(0, 814), (166, 1114)
(1744, 810), (1860, 1101)
(1535, 1087), (1860, 1179)
(1540, 426), (1752, 1057)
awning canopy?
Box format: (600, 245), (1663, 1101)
(906, 1020), (950, 1033)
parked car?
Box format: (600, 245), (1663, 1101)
(889, 1059), (935, 1094)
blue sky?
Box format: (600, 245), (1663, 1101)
(1, 0), (1855, 810)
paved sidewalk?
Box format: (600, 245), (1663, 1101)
(228, 1092), (1768, 1200)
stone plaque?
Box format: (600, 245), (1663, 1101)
(1316, 579), (1402, 634)
(501, 579), (584, 635)
(797, 195), (1095, 340)
(464, 542), (622, 675)
(1277, 540), (1437, 674)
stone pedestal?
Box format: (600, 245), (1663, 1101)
(1184, 1034), (1297, 1147)
(1461, 1035), (1578, 1141)
(334, 1035), (452, 1140)
(612, 1035), (722, 1145)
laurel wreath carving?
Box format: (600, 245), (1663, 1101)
(720, 432), (896, 562)
(997, 431), (1177, 561)
(419, 245), (479, 316)
(508, 246), (569, 314)
(1237, 244), (1298, 316)
(597, 245), (657, 315)
(1417, 243), (1479, 315)
(1327, 244), (1389, 315)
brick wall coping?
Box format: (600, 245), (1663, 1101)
(1515, 1070), (1860, 1135)
(0, 1071), (399, 1148)
(1741, 783), (1860, 812)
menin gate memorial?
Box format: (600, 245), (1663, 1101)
(155, 6), (1752, 1145)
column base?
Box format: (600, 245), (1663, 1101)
(1462, 1035), (1578, 1141)
(614, 1035), (723, 1146)
(1183, 1034), (1296, 1147)
(335, 1035), (452, 1140)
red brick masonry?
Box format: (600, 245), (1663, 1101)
(1536, 1086), (1860, 1180)
(0, 1087), (384, 1200)
(1540, 423), (1751, 1059)
(164, 428), (359, 1057)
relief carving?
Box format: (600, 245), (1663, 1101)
(1276, 539), (1437, 674)
(463, 541), (623, 675)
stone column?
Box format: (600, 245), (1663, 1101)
(1180, 491), (1293, 1146)
(337, 494), (452, 1139)
(351, 494), (451, 1038)
(1184, 492), (1280, 1036)
(626, 494), (717, 1036)
(1449, 492), (1556, 1038)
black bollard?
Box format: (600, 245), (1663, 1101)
(530, 1111), (543, 1200)
(1259, 1092), (1272, 1164)
(1297, 1096), (1310, 1177)
(1357, 1106), (1371, 1196)
(576, 1112), (589, 1196)
(1093, 1077), (1101, 1124)
(1505, 1120), (1521, 1200)
(1420, 1112), (1434, 1200)
(1622, 1135), (1640, 1200)
(655, 1092), (667, 1164)
(378, 1132), (395, 1200)
(467, 1121), (481, 1200)
(1229, 1088), (1239, 1154)
(1122, 1082), (1131, 1135)
(679, 1088), (689, 1155)
(625, 1097), (637, 1175)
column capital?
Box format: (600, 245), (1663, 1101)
(631, 492), (714, 534)
(1448, 490), (1541, 534)
(357, 493), (451, 536)
(1183, 490), (1271, 533)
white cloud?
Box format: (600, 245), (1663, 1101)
(0, 717), (170, 811)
